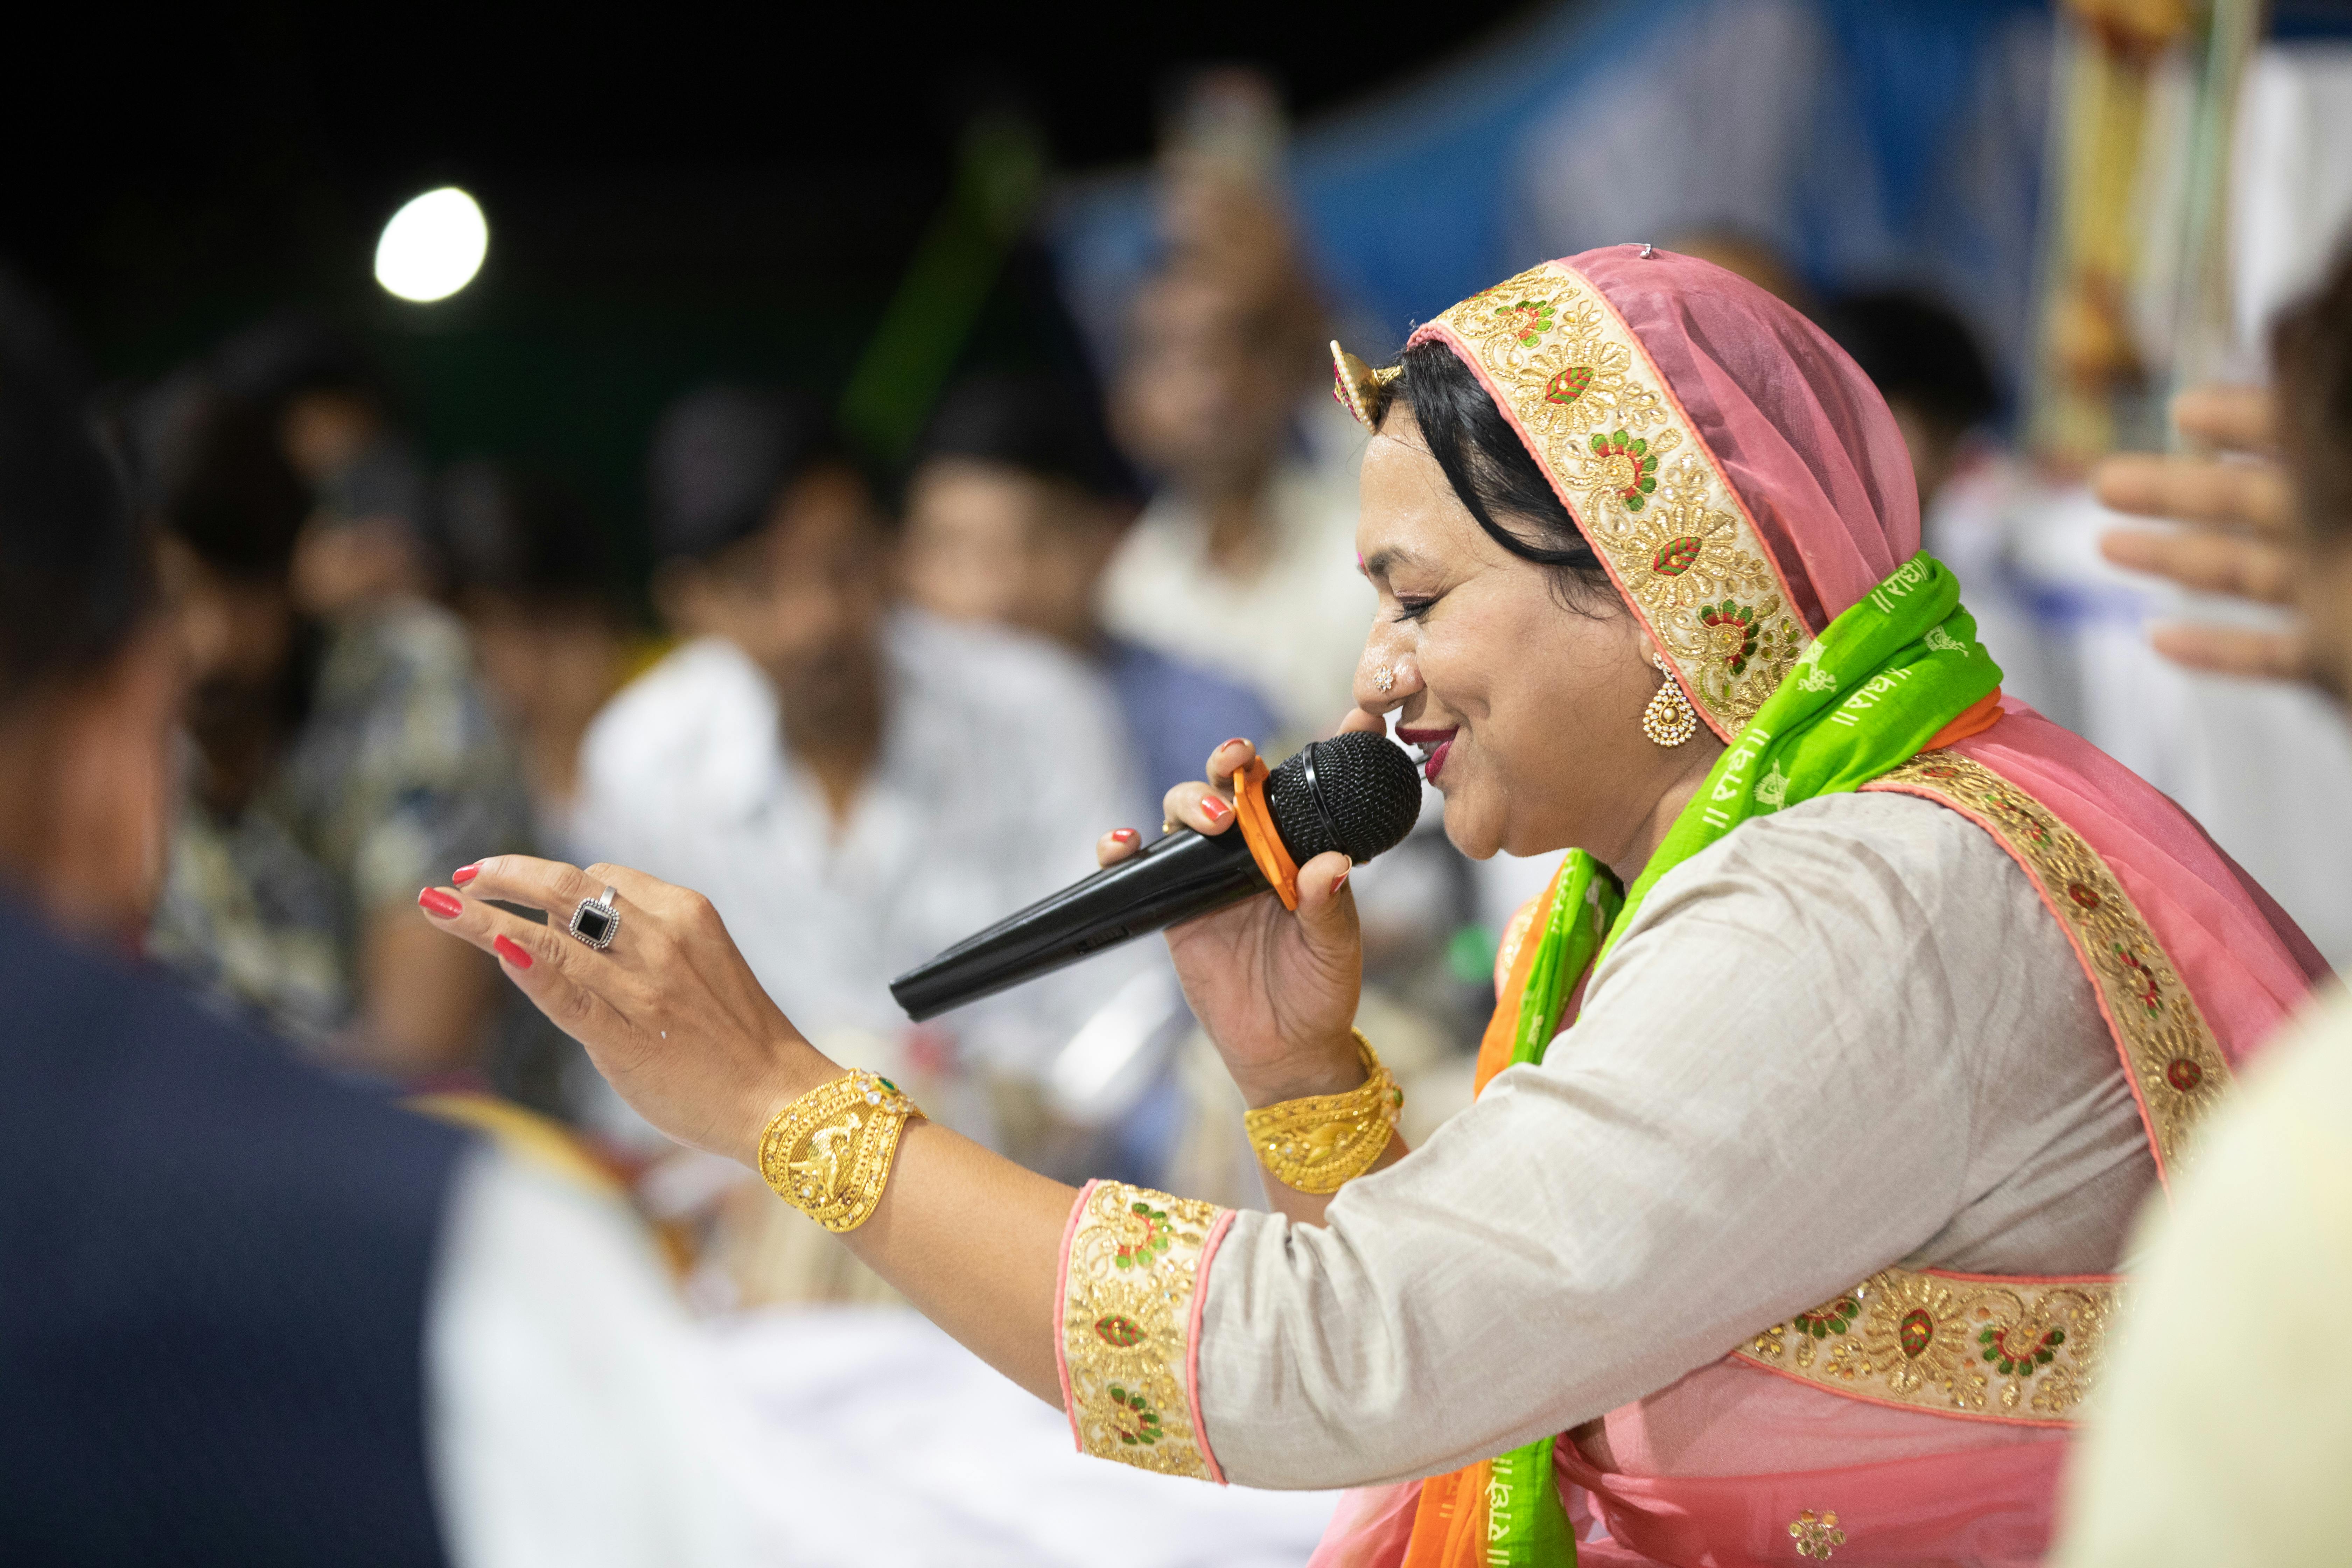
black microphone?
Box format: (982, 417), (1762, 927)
(889, 730), (1424, 1021)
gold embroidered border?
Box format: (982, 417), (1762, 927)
(1412, 262), (1802, 735)
(1735, 754), (2234, 1423)
(1876, 753), (2233, 1176)
(1061, 1180), (1225, 1479)
(1739, 1269), (2120, 1424)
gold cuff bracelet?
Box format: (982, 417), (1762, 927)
(1242, 1030), (1403, 1194)
(757, 1069), (923, 1233)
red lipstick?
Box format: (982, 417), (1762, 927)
(1395, 726), (1458, 784)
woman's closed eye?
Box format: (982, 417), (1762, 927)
(1392, 594), (1440, 623)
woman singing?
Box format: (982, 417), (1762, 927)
(418, 249), (2320, 1566)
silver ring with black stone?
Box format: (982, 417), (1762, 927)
(569, 885), (621, 950)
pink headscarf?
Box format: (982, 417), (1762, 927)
(1315, 248), (2323, 1568)
(1403, 246), (2319, 1091)
(1575, 246), (1918, 639)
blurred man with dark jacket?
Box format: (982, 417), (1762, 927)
(0, 278), (744, 1566)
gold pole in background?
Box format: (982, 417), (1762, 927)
(2026, 0), (2262, 471)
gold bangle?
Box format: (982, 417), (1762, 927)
(756, 1070), (923, 1233)
(1241, 1030), (1403, 1194)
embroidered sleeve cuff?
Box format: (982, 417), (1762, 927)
(1055, 1179), (1233, 1482)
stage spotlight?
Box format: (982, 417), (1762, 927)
(374, 187), (488, 303)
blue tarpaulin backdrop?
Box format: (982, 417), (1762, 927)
(1053, 0), (2050, 383)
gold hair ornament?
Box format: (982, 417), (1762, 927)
(1242, 1030), (1403, 1192)
(757, 1070), (923, 1233)
(1330, 340), (1401, 430)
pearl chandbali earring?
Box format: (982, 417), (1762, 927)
(1641, 652), (1698, 747)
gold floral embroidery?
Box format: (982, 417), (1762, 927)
(1414, 261), (1799, 733)
(1875, 754), (2232, 1177)
(1061, 1181), (1225, 1479)
(1739, 756), (2234, 1423)
(1789, 1510), (1847, 1560)
(1741, 1269), (2119, 1422)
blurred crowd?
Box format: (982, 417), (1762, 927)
(12, 33), (2352, 1564)
(78, 143), (1407, 1312)
(67, 117), (2157, 1322)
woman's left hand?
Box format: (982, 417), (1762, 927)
(416, 856), (819, 1165)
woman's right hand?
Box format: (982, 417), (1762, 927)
(1098, 733), (1369, 1106)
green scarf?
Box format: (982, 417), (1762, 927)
(1483, 552), (2000, 1563)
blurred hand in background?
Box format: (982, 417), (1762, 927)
(2096, 385), (2306, 682)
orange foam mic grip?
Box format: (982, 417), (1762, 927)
(1229, 757), (1301, 911)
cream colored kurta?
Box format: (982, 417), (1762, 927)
(1192, 790), (2151, 1488)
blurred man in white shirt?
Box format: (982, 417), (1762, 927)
(578, 387), (1142, 1180)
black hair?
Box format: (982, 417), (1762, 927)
(0, 270), (146, 706)
(2276, 243), (2352, 541)
(647, 384), (860, 561)
(440, 460), (624, 611)
(1821, 290), (2000, 432)
(1380, 337), (1614, 603)
(125, 375), (312, 581)
(916, 371), (1135, 502)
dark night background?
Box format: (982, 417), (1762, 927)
(3, 4), (1542, 533)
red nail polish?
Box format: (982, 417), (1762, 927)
(493, 935), (533, 970)
(418, 888), (463, 919)
(1200, 796), (1231, 822)
(1112, 828), (1139, 844)
(452, 863), (479, 886)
